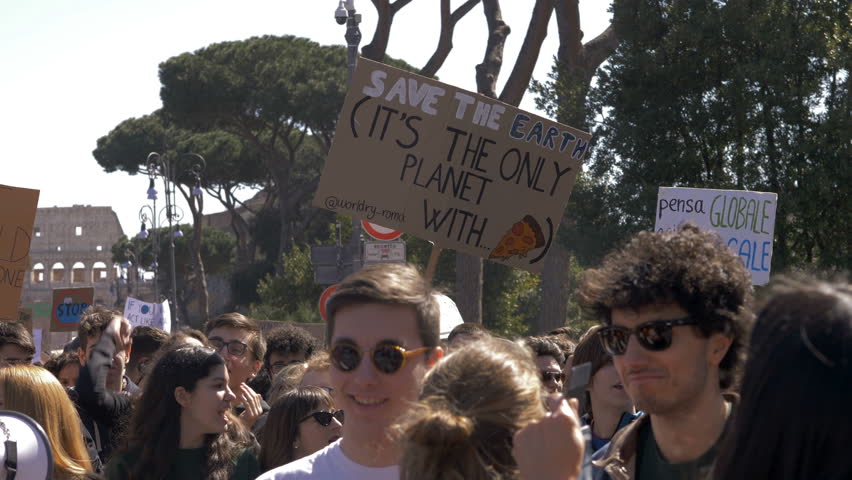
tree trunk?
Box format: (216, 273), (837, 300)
(535, 2), (620, 331)
(176, 182), (210, 328)
(191, 204), (209, 328)
(421, 0), (481, 78)
(455, 253), (483, 323)
(362, 0), (415, 61)
(499, 0), (556, 106)
(227, 203), (255, 265)
(452, 0), (511, 324)
(191, 239), (209, 327)
(535, 244), (570, 333)
(475, 0), (510, 98)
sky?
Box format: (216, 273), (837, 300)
(2, 0), (610, 236)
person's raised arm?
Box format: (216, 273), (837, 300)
(75, 315), (133, 418)
(514, 395), (585, 480)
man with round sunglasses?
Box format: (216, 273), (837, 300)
(580, 224), (752, 480)
(258, 263), (444, 480)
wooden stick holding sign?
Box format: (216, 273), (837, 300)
(424, 244), (442, 285)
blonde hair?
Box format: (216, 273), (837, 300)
(305, 350), (330, 373)
(0, 365), (93, 478)
(267, 362), (308, 404)
(398, 337), (545, 480)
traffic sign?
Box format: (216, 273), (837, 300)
(318, 284), (339, 322)
(51, 287), (94, 332)
(364, 241), (406, 264)
(361, 220), (403, 241)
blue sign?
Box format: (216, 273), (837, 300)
(51, 288), (94, 331)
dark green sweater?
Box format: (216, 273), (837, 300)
(105, 446), (259, 480)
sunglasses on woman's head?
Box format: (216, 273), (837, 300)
(299, 410), (344, 427)
(330, 341), (430, 374)
(598, 317), (700, 356)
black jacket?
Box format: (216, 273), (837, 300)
(74, 331), (138, 463)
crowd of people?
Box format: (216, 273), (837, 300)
(0, 224), (850, 479)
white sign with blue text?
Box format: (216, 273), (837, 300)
(123, 297), (171, 332)
(654, 187), (777, 285)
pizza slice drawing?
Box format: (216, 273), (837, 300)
(488, 215), (546, 261)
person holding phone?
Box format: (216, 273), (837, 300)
(571, 325), (639, 452)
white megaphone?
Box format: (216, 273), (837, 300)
(0, 411), (53, 480)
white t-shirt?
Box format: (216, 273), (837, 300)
(256, 440), (399, 480)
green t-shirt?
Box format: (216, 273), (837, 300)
(105, 446), (260, 480)
(635, 419), (727, 480)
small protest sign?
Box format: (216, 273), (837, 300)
(123, 297), (171, 332)
(0, 184), (40, 322)
(654, 187), (777, 285)
(313, 58), (592, 273)
(51, 288), (94, 332)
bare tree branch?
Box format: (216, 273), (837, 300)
(555, 0), (583, 68)
(420, 0), (481, 78)
(555, 0), (618, 85)
(362, 0), (416, 61)
(499, 0), (556, 106)
(582, 24), (618, 74)
(476, 0), (511, 97)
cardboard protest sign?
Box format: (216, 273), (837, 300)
(313, 58), (592, 273)
(123, 297), (171, 332)
(0, 184), (40, 322)
(654, 187), (777, 285)
(51, 288), (94, 332)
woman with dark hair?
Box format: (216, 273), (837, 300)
(571, 326), (638, 452)
(43, 351), (81, 389)
(105, 345), (260, 480)
(259, 386), (342, 471)
(714, 280), (852, 480)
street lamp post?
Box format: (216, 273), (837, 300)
(144, 152), (205, 330)
(137, 203), (159, 304)
(335, 0), (364, 273)
(122, 248), (138, 298)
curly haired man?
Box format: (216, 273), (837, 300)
(582, 224), (753, 480)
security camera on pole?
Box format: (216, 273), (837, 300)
(311, 1), (365, 286)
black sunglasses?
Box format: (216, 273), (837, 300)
(541, 371), (565, 383)
(330, 342), (430, 374)
(299, 410), (345, 427)
(209, 338), (251, 357)
(598, 317), (699, 356)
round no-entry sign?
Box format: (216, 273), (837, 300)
(361, 220), (403, 241)
(318, 284), (339, 322)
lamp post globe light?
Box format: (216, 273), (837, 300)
(143, 152), (206, 331)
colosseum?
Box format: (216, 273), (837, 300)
(20, 205), (125, 307)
